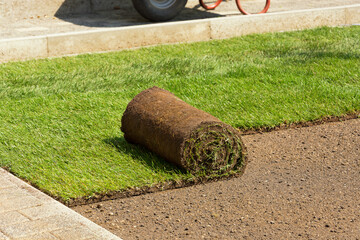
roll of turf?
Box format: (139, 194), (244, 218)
(121, 87), (247, 175)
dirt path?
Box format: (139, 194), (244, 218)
(73, 118), (360, 239)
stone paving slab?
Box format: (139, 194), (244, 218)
(0, 168), (121, 240)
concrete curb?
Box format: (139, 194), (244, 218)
(210, 5), (360, 39)
(1, 4), (359, 63)
(0, 168), (122, 240)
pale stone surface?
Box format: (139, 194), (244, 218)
(1, 215), (73, 239)
(0, 196), (42, 213)
(2, 0), (131, 20)
(0, 178), (17, 189)
(52, 226), (97, 240)
(11, 232), (58, 240)
(19, 203), (68, 220)
(47, 21), (211, 56)
(0, 211), (30, 226)
(0, 170), (55, 204)
(0, 168), (121, 240)
(0, 188), (32, 200)
(0, 37), (47, 63)
(0, 231), (9, 240)
(210, 7), (347, 39)
(345, 5), (360, 25)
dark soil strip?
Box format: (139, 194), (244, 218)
(241, 111), (360, 135)
(64, 171), (248, 207)
(73, 118), (360, 239)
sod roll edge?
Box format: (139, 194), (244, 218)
(121, 87), (247, 175)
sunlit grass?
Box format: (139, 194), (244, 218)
(0, 26), (359, 200)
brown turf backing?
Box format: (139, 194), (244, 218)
(121, 86), (246, 175)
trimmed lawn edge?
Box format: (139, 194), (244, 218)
(241, 111), (360, 135)
(4, 111), (356, 207)
(64, 168), (248, 207)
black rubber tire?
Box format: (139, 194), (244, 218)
(132, 0), (188, 22)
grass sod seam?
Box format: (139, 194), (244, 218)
(0, 26), (359, 202)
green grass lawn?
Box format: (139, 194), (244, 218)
(1, 26), (359, 201)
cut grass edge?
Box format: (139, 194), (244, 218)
(3, 111), (359, 207)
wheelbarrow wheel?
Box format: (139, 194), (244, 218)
(199, 0), (222, 10)
(132, 0), (188, 21)
(236, 0), (270, 15)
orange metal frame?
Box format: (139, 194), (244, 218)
(199, 0), (271, 15)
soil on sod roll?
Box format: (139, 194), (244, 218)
(121, 86), (247, 175)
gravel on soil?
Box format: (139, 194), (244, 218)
(73, 118), (360, 239)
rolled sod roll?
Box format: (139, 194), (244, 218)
(121, 87), (247, 175)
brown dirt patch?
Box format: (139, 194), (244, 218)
(73, 118), (360, 239)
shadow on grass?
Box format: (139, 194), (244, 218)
(103, 137), (186, 174)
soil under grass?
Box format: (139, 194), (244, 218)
(0, 26), (359, 202)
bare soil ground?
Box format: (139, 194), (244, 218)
(73, 118), (360, 239)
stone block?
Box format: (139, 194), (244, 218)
(0, 214), (73, 239)
(0, 187), (33, 201)
(47, 20), (210, 57)
(210, 7), (347, 39)
(52, 226), (98, 240)
(0, 196), (43, 213)
(0, 178), (17, 189)
(0, 211), (30, 226)
(0, 168), (120, 239)
(345, 5), (360, 25)
(12, 232), (57, 240)
(19, 203), (68, 220)
(0, 37), (48, 63)
(11, 232), (58, 240)
(0, 169), (54, 203)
